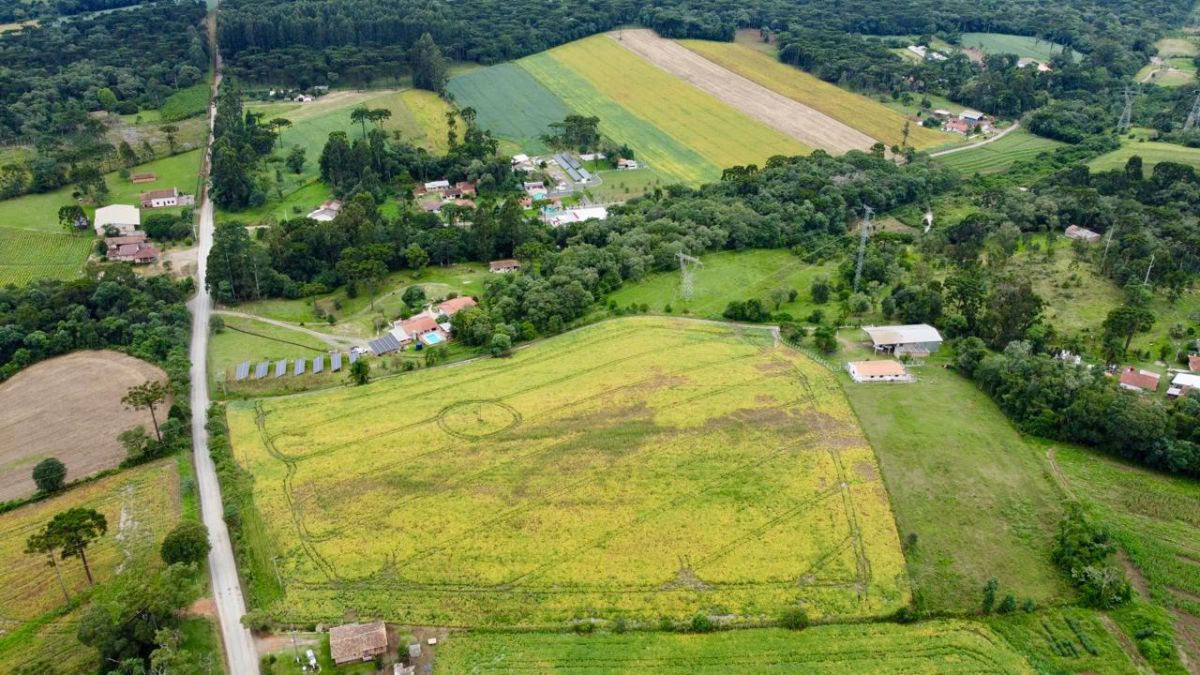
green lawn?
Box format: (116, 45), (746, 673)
(959, 33), (1079, 63)
(208, 315), (331, 394)
(586, 166), (670, 201)
(844, 364), (1071, 614)
(447, 64), (570, 155)
(936, 129), (1065, 175)
(161, 83), (211, 122)
(988, 606), (1140, 674)
(607, 249), (838, 319)
(234, 263), (488, 338)
(1088, 141), (1200, 173)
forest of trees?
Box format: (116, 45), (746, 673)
(0, 0), (209, 199)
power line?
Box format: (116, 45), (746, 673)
(676, 252), (703, 302)
(1117, 86), (1134, 134)
(1185, 91), (1200, 131)
(853, 204), (874, 293)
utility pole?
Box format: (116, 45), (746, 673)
(1144, 254), (1155, 285)
(676, 252), (702, 302)
(1117, 86), (1134, 134)
(853, 205), (874, 293)
(1186, 90), (1200, 131)
(1101, 226), (1116, 274)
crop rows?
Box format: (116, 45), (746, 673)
(228, 317), (906, 626)
(0, 228), (92, 286)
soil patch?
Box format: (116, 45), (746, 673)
(0, 350), (168, 501)
(614, 29), (875, 153)
(1117, 549), (1152, 598)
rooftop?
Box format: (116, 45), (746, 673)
(862, 324), (942, 346)
(328, 622), (387, 665)
(437, 296), (477, 316)
(1120, 367), (1161, 391)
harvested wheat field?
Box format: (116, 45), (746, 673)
(0, 351), (168, 501)
(614, 29), (876, 154)
(229, 317), (907, 627)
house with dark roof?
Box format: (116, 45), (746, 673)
(329, 622), (388, 666)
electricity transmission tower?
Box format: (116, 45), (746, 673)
(1185, 91), (1200, 131)
(853, 205), (874, 293)
(677, 252), (703, 302)
(1117, 86), (1134, 134)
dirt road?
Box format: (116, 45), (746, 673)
(613, 29), (876, 154)
(929, 121), (1021, 157)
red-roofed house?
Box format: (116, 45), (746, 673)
(1119, 367), (1161, 393)
(437, 296), (477, 317)
(1189, 354), (1200, 372)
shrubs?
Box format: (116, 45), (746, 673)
(1053, 503), (1131, 609)
(779, 607), (809, 630)
(722, 299), (771, 322)
(160, 520), (211, 565)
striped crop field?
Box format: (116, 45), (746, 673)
(0, 229), (94, 286)
(960, 33), (1079, 63)
(935, 129), (1065, 174)
(227, 317), (907, 627)
(678, 40), (953, 151)
(435, 622), (1035, 672)
(447, 64), (570, 155)
(519, 36), (809, 183)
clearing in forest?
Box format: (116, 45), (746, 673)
(0, 351), (169, 502)
(228, 317), (907, 626)
(935, 128), (1065, 175)
(1088, 140), (1200, 173)
(616, 29), (874, 154)
(519, 35), (810, 184)
(677, 37), (953, 151)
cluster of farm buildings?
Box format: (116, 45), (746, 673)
(88, 176), (195, 266)
(1117, 356), (1200, 398)
(846, 323), (943, 383)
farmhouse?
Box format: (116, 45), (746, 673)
(959, 110), (986, 123)
(449, 181), (477, 198)
(307, 199), (343, 221)
(93, 204), (141, 236)
(131, 172), (157, 184)
(847, 360), (912, 383)
(329, 622), (388, 666)
(1119, 367), (1160, 393)
(546, 205), (608, 227)
(863, 324), (943, 356)
(490, 259), (521, 273)
(523, 181), (548, 200)
(139, 187), (193, 209)
(437, 296), (477, 317)
(423, 179), (451, 194)
(104, 232), (160, 264)
(1065, 225), (1102, 242)
(617, 158), (640, 170)
(944, 119), (972, 134)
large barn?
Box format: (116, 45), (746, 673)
(862, 324), (943, 357)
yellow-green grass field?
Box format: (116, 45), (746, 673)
(435, 621), (1034, 673)
(679, 40), (953, 151)
(1088, 141), (1200, 173)
(845, 365), (1071, 614)
(1157, 37), (1199, 58)
(935, 129), (1065, 174)
(0, 460), (180, 672)
(0, 228), (95, 286)
(606, 249), (839, 319)
(520, 36), (809, 184)
(228, 317), (907, 626)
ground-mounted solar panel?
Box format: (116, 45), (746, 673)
(275, 360), (287, 377)
(578, 167), (592, 182)
(313, 355), (324, 374)
(331, 353), (343, 372)
(235, 362), (250, 381)
(255, 361), (269, 379)
(348, 351), (360, 364)
(368, 334), (400, 355)
(293, 358), (306, 376)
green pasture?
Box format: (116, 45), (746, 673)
(1088, 140), (1200, 173)
(936, 129), (1065, 174)
(845, 364), (1071, 614)
(959, 33), (1079, 63)
(446, 64), (570, 155)
(988, 606), (1140, 673)
(160, 83), (210, 122)
(606, 249), (839, 318)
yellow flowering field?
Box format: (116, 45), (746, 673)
(228, 317), (907, 626)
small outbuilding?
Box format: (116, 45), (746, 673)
(436, 296), (477, 317)
(489, 259), (521, 274)
(1170, 372), (1200, 397)
(131, 172), (157, 184)
(93, 204), (141, 236)
(847, 360), (911, 383)
(328, 622), (388, 666)
(863, 324), (943, 356)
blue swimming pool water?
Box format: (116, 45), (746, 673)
(423, 332), (445, 345)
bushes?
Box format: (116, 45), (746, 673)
(779, 607), (809, 630)
(722, 298), (771, 322)
(1053, 503), (1131, 609)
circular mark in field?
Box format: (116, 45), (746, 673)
(437, 400), (522, 439)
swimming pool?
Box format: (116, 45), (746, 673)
(422, 332), (445, 346)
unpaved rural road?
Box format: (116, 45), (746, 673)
(613, 29), (876, 154)
(929, 121), (1021, 157)
(188, 31), (261, 675)
(214, 309), (370, 350)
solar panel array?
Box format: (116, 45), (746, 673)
(230, 353), (361, 382)
(368, 333), (401, 355)
(554, 153), (593, 183)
